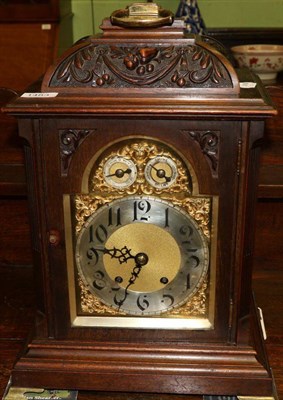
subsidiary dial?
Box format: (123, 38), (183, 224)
(103, 156), (137, 189)
(145, 156), (178, 189)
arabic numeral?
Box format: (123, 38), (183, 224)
(86, 247), (99, 265)
(190, 255), (200, 268)
(180, 224), (198, 253)
(133, 200), (151, 221)
(108, 207), (121, 227)
(89, 224), (108, 243)
(180, 224), (201, 269)
(186, 273), (191, 289)
(161, 294), (174, 307)
(113, 288), (125, 307)
(137, 294), (150, 311)
(180, 224), (193, 240)
(164, 207), (169, 227)
(93, 270), (106, 290)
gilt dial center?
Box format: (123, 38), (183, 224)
(103, 222), (181, 293)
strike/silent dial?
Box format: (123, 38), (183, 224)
(103, 156), (137, 189)
(145, 156), (178, 189)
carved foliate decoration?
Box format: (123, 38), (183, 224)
(49, 43), (233, 89)
(59, 129), (92, 176)
(184, 130), (219, 176)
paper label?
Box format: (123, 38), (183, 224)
(3, 387), (78, 400)
(21, 93), (58, 98)
(258, 306), (267, 340)
(240, 82), (257, 89)
(41, 24), (52, 30)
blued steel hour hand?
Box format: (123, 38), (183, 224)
(98, 245), (135, 264)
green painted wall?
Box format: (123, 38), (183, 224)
(200, 0), (283, 28)
(71, 0), (283, 44)
(59, 0), (74, 54)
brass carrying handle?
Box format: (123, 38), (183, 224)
(110, 2), (174, 29)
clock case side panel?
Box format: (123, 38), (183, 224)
(34, 117), (74, 338)
(16, 118), (56, 338)
(231, 120), (270, 346)
(18, 117), (73, 339)
(223, 117), (273, 394)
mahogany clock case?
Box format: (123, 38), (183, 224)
(4, 17), (276, 398)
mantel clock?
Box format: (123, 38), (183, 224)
(5, 2), (276, 399)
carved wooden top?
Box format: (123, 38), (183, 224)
(3, 20), (276, 118)
(42, 32), (239, 95)
(43, 41), (235, 92)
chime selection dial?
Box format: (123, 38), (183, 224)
(103, 156), (137, 189)
(145, 156), (178, 189)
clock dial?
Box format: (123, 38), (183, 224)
(144, 156), (178, 189)
(103, 156), (137, 189)
(75, 196), (209, 316)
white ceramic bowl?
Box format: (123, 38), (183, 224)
(231, 44), (283, 82)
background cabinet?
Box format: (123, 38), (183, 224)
(0, 0), (72, 266)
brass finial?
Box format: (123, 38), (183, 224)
(111, 2), (174, 28)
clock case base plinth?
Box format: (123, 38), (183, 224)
(11, 298), (273, 397)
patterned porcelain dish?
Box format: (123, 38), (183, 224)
(231, 44), (283, 82)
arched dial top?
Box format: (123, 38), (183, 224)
(89, 140), (194, 196)
(75, 196), (209, 316)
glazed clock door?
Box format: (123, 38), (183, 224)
(38, 117), (241, 342)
